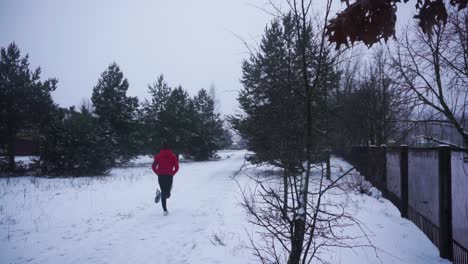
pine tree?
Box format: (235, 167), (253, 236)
(189, 89), (224, 160)
(232, 14), (306, 171)
(233, 13), (340, 169)
(91, 62), (139, 163)
(158, 86), (194, 157)
(141, 74), (172, 154)
(142, 76), (229, 158)
(0, 42), (57, 171)
(39, 106), (116, 176)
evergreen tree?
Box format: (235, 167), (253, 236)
(0, 42), (57, 171)
(188, 89), (224, 160)
(91, 62), (139, 162)
(232, 13), (340, 170)
(141, 74), (172, 154)
(142, 76), (229, 159)
(159, 86), (194, 156)
(232, 14), (306, 172)
(39, 106), (116, 176)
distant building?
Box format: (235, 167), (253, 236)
(14, 137), (39, 156)
(0, 130), (40, 156)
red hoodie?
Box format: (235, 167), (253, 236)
(152, 149), (179, 176)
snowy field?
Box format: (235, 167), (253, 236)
(0, 150), (450, 264)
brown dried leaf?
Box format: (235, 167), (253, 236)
(326, 0), (466, 48)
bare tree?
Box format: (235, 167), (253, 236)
(286, 0), (335, 261)
(357, 48), (414, 145)
(208, 83), (221, 114)
(79, 97), (94, 113)
(391, 8), (468, 147)
(237, 163), (379, 264)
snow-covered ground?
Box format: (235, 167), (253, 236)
(0, 150), (450, 264)
(13, 156), (37, 166)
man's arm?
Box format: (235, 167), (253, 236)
(151, 156), (158, 174)
(173, 155), (179, 175)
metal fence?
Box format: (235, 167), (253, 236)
(347, 145), (468, 263)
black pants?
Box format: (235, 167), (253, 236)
(158, 175), (173, 211)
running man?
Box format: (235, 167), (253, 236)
(151, 142), (179, 215)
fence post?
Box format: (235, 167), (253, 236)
(369, 145), (377, 185)
(358, 146), (365, 178)
(352, 147), (358, 171)
(400, 145), (409, 218)
(354, 147), (360, 171)
(438, 145), (453, 260)
(381, 144), (387, 196)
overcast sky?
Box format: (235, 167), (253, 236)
(1, 1), (414, 116)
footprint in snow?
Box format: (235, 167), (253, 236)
(193, 227), (205, 233)
(183, 240), (197, 250)
(116, 212), (133, 220)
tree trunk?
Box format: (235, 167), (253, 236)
(6, 129), (16, 171)
(288, 218), (306, 264)
(283, 168), (289, 218)
(325, 82), (331, 180)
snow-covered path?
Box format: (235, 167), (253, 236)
(1, 150), (252, 264)
(0, 150), (451, 264)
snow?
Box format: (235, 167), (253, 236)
(128, 155), (154, 165)
(0, 151), (451, 264)
(14, 156), (37, 165)
(319, 157), (449, 264)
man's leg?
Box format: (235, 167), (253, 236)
(158, 176), (168, 211)
(165, 176), (173, 199)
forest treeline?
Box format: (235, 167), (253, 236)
(0, 44), (231, 176)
